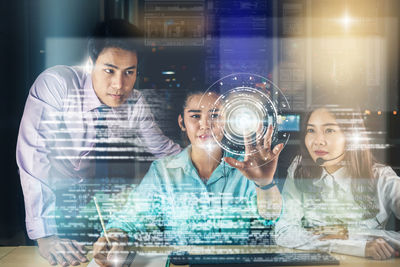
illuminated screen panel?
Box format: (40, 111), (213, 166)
(144, 16), (205, 46)
(144, 0), (205, 46)
(277, 114), (300, 132)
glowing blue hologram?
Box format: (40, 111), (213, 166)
(202, 73), (291, 159)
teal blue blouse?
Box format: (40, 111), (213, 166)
(106, 146), (272, 245)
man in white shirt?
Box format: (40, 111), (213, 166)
(16, 19), (180, 266)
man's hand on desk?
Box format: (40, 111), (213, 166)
(37, 235), (88, 266)
(365, 238), (399, 260)
(93, 230), (129, 267)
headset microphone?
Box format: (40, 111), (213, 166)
(315, 152), (345, 166)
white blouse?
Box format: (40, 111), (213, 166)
(275, 156), (400, 257)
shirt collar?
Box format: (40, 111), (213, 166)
(165, 145), (239, 183)
(82, 73), (102, 112)
(313, 167), (351, 192)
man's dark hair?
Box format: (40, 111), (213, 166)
(88, 19), (144, 63)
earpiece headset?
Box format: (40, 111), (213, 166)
(180, 109), (228, 217)
(311, 107), (355, 167)
(315, 152), (345, 166)
(219, 152), (228, 236)
(314, 108), (363, 166)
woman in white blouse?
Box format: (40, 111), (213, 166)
(275, 107), (400, 260)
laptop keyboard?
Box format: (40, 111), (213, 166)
(168, 252), (340, 266)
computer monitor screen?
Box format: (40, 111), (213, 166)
(277, 114), (300, 132)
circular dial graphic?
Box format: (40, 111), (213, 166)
(203, 73), (291, 162)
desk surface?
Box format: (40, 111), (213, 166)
(0, 247), (16, 260)
(0, 246), (399, 267)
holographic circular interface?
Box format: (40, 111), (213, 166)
(205, 73), (291, 158)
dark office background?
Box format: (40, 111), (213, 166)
(1, 0), (400, 245)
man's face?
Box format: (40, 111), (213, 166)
(91, 47), (138, 107)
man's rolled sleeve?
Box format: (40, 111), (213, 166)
(330, 239), (367, 258)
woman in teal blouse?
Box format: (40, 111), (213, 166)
(93, 91), (284, 265)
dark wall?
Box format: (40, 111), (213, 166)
(0, 0), (27, 244)
(0, 0), (101, 245)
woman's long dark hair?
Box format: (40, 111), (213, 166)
(294, 106), (379, 219)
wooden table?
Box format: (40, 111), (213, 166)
(0, 245), (398, 267)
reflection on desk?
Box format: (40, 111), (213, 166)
(0, 246), (399, 267)
(87, 253), (167, 267)
(0, 247), (16, 260)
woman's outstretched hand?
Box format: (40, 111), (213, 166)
(224, 124), (284, 186)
